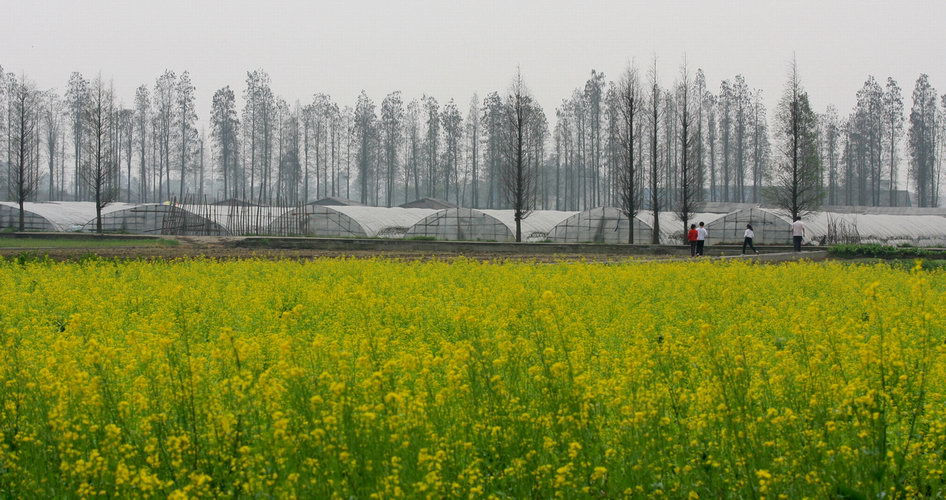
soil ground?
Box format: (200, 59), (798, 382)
(0, 234), (827, 263)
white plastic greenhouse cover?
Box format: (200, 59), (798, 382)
(638, 211), (730, 244)
(547, 207), (654, 244)
(819, 205), (946, 216)
(804, 212), (946, 246)
(404, 208), (513, 241)
(706, 208), (794, 245)
(266, 205), (439, 238)
(82, 203), (230, 235)
(479, 209), (579, 241)
(328, 206), (440, 237)
(267, 205), (365, 237)
(80, 203), (163, 233)
(0, 201), (139, 231)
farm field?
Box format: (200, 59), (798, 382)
(0, 258), (944, 498)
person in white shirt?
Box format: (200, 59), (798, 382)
(742, 223), (759, 254)
(791, 218), (805, 252)
(695, 221), (708, 256)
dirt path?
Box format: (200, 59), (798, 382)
(0, 239), (828, 264)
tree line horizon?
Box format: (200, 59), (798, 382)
(2, 58), (943, 240)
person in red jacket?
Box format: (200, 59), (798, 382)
(687, 224), (698, 257)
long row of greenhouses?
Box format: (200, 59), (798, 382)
(5, 201), (946, 246)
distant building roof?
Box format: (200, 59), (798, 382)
(399, 198), (458, 209)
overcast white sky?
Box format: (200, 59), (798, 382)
(4, 0), (945, 119)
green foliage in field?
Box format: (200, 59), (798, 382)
(829, 243), (936, 258)
(0, 258), (943, 498)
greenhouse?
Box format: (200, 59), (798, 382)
(0, 202), (59, 231)
(547, 207), (654, 244)
(804, 212), (946, 247)
(404, 208), (514, 241)
(479, 209), (578, 242)
(706, 208), (793, 245)
(637, 211), (730, 245)
(404, 208), (578, 242)
(203, 205), (294, 235)
(268, 205), (438, 238)
(9, 200), (946, 247)
(0, 201), (139, 232)
(83, 203), (229, 235)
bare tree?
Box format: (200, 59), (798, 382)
(732, 75), (749, 202)
(500, 68), (539, 242)
(354, 90), (376, 204)
(404, 99), (422, 201)
(65, 72), (89, 200)
(674, 60), (698, 243)
(883, 77), (904, 206)
(211, 86), (239, 201)
(694, 69), (707, 203)
(822, 105), (840, 204)
(766, 58), (822, 220)
(43, 90), (64, 201)
(441, 99), (463, 204)
(380, 91), (403, 207)
(117, 108), (134, 202)
(749, 89), (770, 203)
(242, 70), (276, 203)
(134, 86), (150, 201)
(422, 96), (439, 198)
(82, 75), (118, 232)
(0, 68), (5, 199)
(304, 93), (332, 201)
(908, 74), (937, 207)
(616, 63), (641, 243)
(584, 70), (606, 206)
(154, 70), (175, 201)
(648, 58), (662, 244)
(705, 92), (718, 201)
(482, 92), (503, 208)
(9, 75), (41, 230)
(176, 71), (198, 199)
(276, 104), (301, 205)
(466, 94), (481, 208)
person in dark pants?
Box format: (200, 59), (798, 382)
(791, 217), (805, 252)
(696, 221), (707, 256)
(688, 224), (698, 256)
(742, 223), (759, 254)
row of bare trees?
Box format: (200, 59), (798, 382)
(2, 60), (946, 238)
(2, 70), (120, 230)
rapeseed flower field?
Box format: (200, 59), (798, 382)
(0, 257), (944, 498)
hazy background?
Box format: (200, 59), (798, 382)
(4, 0), (945, 117)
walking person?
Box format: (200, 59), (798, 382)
(791, 217), (805, 252)
(696, 221), (708, 256)
(688, 224), (698, 257)
(742, 223), (759, 255)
